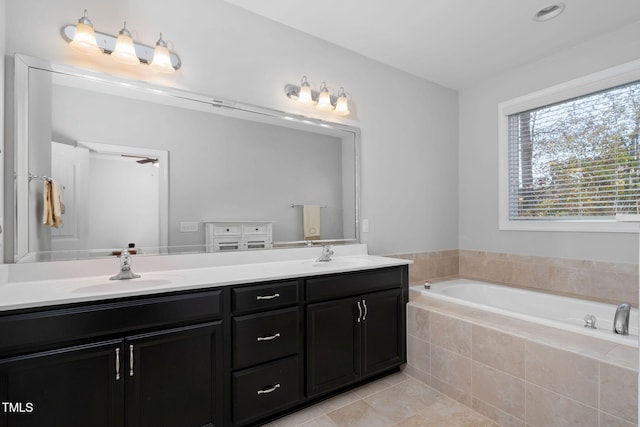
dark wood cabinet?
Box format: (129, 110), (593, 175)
(306, 296), (361, 396)
(306, 269), (407, 398)
(361, 288), (404, 376)
(0, 265), (408, 427)
(230, 281), (303, 426)
(0, 322), (223, 427)
(126, 322), (223, 427)
(0, 340), (124, 427)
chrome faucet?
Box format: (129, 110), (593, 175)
(316, 245), (334, 262)
(110, 248), (141, 280)
(613, 303), (631, 335)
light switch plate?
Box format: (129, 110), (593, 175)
(362, 219), (369, 233)
(180, 221), (199, 232)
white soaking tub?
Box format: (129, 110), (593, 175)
(412, 278), (638, 347)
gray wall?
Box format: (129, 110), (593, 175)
(3, 0), (460, 256)
(458, 21), (640, 264)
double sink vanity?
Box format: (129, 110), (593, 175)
(0, 245), (410, 426)
(1, 55), (407, 426)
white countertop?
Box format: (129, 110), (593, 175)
(0, 245), (411, 311)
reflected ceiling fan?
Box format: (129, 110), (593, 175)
(121, 154), (159, 164)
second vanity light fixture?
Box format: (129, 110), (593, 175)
(62, 10), (181, 73)
(285, 76), (350, 116)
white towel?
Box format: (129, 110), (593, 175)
(303, 205), (321, 240)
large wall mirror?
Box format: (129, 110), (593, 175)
(10, 55), (360, 263)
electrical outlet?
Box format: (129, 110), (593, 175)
(179, 221), (199, 232)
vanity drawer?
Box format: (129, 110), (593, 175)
(232, 280), (299, 313)
(233, 307), (299, 369)
(305, 267), (403, 302)
(241, 236), (272, 250)
(212, 224), (242, 235)
(242, 224), (271, 235)
(232, 356), (301, 425)
(212, 238), (241, 251)
(0, 290), (222, 356)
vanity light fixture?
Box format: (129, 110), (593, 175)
(61, 11), (181, 72)
(285, 76), (351, 116)
(316, 82), (333, 111)
(334, 88), (350, 116)
(69, 10), (102, 56)
(297, 76), (314, 105)
(149, 33), (175, 74)
(111, 22), (140, 65)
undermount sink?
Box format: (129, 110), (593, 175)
(72, 277), (180, 294)
(304, 257), (374, 268)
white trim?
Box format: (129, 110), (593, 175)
(498, 59), (640, 233)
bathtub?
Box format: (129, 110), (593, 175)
(412, 278), (638, 347)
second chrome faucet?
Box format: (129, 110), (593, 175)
(316, 245), (334, 262)
(613, 303), (631, 335)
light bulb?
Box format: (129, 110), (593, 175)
(334, 88), (350, 116)
(69, 10), (102, 56)
(111, 22), (140, 65)
(316, 82), (333, 111)
(149, 33), (175, 74)
(298, 76), (314, 105)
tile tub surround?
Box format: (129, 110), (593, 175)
(388, 250), (459, 284)
(406, 294), (639, 427)
(389, 249), (638, 306)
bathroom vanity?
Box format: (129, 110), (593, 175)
(0, 254), (409, 426)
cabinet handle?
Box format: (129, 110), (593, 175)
(257, 333), (281, 342)
(356, 301), (362, 322)
(115, 348), (121, 381)
(257, 383), (281, 395)
(362, 299), (368, 321)
(256, 293), (280, 300)
(129, 344), (134, 377)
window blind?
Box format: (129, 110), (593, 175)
(508, 80), (640, 220)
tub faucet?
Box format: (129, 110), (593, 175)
(316, 245), (334, 262)
(110, 248), (141, 280)
(613, 303), (631, 335)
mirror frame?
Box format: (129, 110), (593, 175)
(11, 54), (361, 263)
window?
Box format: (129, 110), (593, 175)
(499, 60), (640, 232)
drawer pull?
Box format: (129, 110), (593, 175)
(115, 348), (121, 380)
(256, 293), (280, 301)
(356, 301), (363, 323)
(257, 383), (281, 395)
(362, 299), (368, 321)
(257, 333), (281, 342)
(129, 344), (134, 377)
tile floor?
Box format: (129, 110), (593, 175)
(261, 371), (500, 427)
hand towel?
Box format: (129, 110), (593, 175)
(303, 205), (321, 240)
(42, 179), (64, 228)
(42, 180), (53, 226)
(51, 179), (65, 228)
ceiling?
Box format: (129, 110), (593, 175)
(223, 0), (640, 90)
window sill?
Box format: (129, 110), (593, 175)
(499, 218), (640, 233)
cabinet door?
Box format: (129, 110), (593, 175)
(361, 288), (404, 377)
(0, 339), (124, 427)
(306, 297), (361, 397)
(126, 322), (223, 427)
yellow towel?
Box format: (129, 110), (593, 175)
(303, 205), (321, 240)
(42, 179), (64, 228)
(42, 181), (53, 226)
